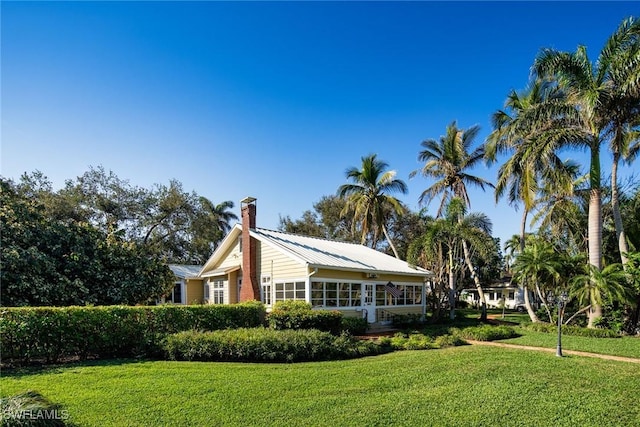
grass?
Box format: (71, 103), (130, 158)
(2, 347), (639, 426)
(500, 330), (640, 358)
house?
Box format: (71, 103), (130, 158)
(197, 197), (432, 323)
(165, 264), (204, 304)
(460, 275), (537, 311)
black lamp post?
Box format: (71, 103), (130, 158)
(548, 291), (568, 357)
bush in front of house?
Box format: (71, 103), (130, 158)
(162, 328), (385, 362)
(0, 302), (266, 365)
(267, 301), (343, 335)
(340, 316), (368, 335)
(521, 322), (620, 338)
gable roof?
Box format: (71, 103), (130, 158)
(200, 224), (431, 278)
(169, 264), (203, 279)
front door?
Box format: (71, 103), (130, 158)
(362, 283), (376, 323)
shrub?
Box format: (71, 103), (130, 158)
(522, 322), (620, 338)
(163, 328), (384, 362)
(0, 303), (266, 365)
(454, 325), (519, 341)
(267, 304), (343, 335)
(341, 317), (368, 335)
(392, 313), (424, 329)
(0, 390), (69, 426)
(433, 334), (466, 348)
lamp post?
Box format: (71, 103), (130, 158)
(548, 291), (568, 357)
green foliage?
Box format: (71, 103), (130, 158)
(392, 313), (424, 328)
(0, 390), (69, 427)
(453, 325), (519, 341)
(0, 178), (175, 307)
(0, 303), (266, 365)
(267, 303), (343, 335)
(162, 328), (384, 362)
(521, 322), (620, 338)
(340, 316), (368, 335)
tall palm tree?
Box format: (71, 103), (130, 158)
(337, 154), (408, 258)
(412, 121), (495, 319)
(570, 263), (631, 328)
(605, 19), (640, 266)
(411, 121), (493, 216)
(533, 17), (640, 271)
(532, 18), (640, 324)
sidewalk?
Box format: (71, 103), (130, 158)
(466, 339), (640, 364)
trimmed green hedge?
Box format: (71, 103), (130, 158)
(0, 302), (266, 365)
(267, 301), (343, 335)
(163, 328), (385, 362)
(453, 325), (520, 341)
(341, 317), (368, 335)
(521, 322), (620, 338)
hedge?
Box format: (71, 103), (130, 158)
(267, 301), (343, 335)
(521, 322), (620, 338)
(163, 328), (385, 363)
(0, 302), (265, 365)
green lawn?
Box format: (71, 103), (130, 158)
(500, 330), (640, 358)
(2, 346), (639, 426)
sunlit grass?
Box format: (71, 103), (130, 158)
(500, 329), (640, 358)
(2, 347), (639, 426)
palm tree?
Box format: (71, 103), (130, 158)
(605, 19), (640, 266)
(531, 18), (639, 324)
(512, 238), (563, 323)
(408, 198), (495, 320)
(533, 17), (640, 272)
(412, 121), (495, 319)
(411, 121), (493, 216)
(337, 154), (408, 258)
(570, 263), (631, 328)
(201, 199), (238, 237)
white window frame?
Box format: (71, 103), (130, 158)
(261, 275), (272, 306)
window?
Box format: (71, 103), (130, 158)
(508, 291), (515, 300)
(274, 281), (306, 302)
(211, 280), (224, 304)
(204, 282), (210, 300)
(311, 282), (362, 307)
(261, 275), (272, 306)
(169, 282), (182, 304)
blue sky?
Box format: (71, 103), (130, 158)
(2, 1), (637, 249)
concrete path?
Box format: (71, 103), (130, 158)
(466, 340), (640, 364)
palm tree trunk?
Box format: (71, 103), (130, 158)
(535, 284), (553, 322)
(520, 209), (540, 322)
(565, 305), (591, 325)
(461, 239), (487, 321)
(587, 146), (603, 328)
(448, 248), (456, 320)
(611, 152), (629, 267)
(382, 224), (400, 259)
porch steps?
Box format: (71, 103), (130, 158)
(358, 323), (399, 339)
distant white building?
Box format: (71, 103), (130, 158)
(461, 275), (537, 311)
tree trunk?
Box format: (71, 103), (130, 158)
(520, 209), (539, 322)
(565, 305), (591, 325)
(382, 224), (400, 259)
(587, 145), (602, 328)
(535, 283), (553, 322)
(611, 152), (629, 267)
(448, 248), (456, 320)
(462, 239), (487, 321)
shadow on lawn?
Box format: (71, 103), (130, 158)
(1, 358), (148, 379)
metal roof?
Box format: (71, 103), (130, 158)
(168, 264), (203, 279)
(252, 228), (431, 277)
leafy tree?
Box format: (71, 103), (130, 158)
(1, 178), (174, 306)
(278, 195), (358, 242)
(409, 198), (495, 320)
(337, 154), (408, 258)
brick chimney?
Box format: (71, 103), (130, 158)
(239, 197), (259, 302)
